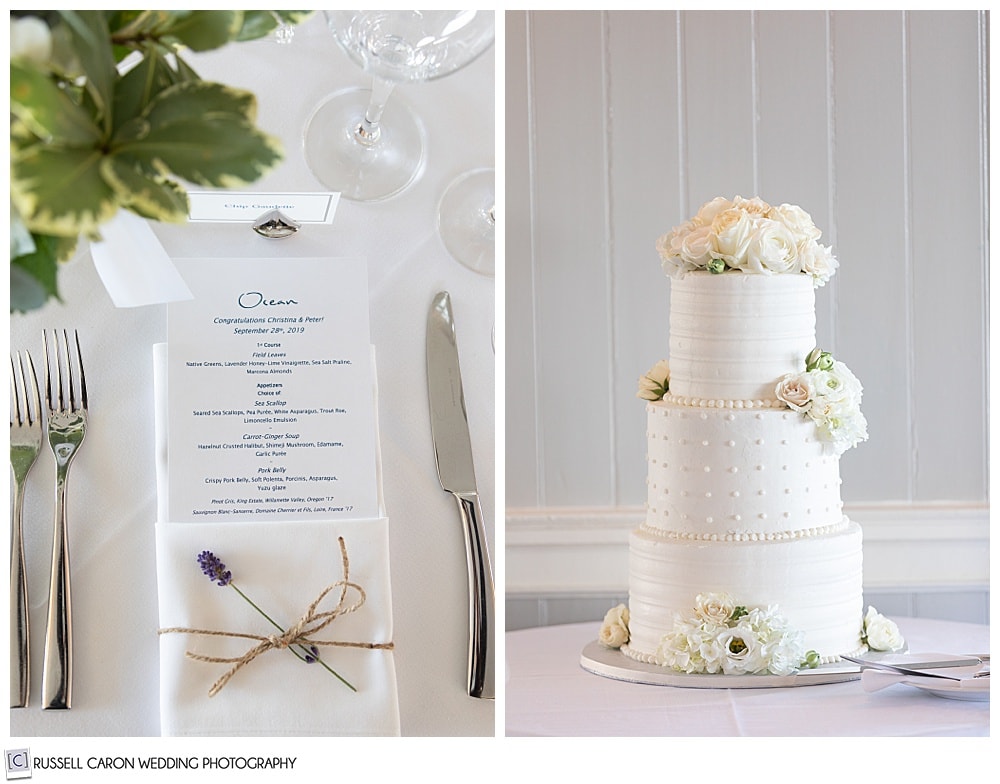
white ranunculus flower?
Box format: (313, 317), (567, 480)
(772, 203), (822, 244)
(863, 606), (905, 651)
(694, 592), (735, 624)
(745, 219), (800, 274)
(799, 241), (839, 287)
(10, 16), (52, 63)
(710, 208), (755, 268)
(598, 603), (630, 649)
(776, 373), (813, 412)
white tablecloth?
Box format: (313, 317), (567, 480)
(9, 14), (494, 738)
(505, 618), (989, 737)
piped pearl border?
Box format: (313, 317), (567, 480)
(639, 516), (850, 543)
(660, 394), (786, 409)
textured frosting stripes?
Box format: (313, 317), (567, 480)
(668, 271), (816, 401)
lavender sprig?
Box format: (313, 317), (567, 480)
(196, 550), (356, 691)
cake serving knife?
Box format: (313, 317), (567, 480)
(426, 291), (495, 699)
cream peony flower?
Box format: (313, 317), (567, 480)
(862, 606), (905, 651)
(598, 604), (630, 649)
(732, 195), (773, 218)
(772, 203), (822, 244)
(694, 196), (733, 226)
(679, 224), (714, 267)
(799, 241), (839, 287)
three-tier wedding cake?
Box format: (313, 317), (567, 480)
(598, 196), (902, 677)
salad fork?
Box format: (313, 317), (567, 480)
(41, 329), (88, 710)
(10, 351), (42, 708)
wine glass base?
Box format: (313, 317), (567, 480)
(438, 168), (495, 276)
(303, 87), (426, 202)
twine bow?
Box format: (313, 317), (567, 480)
(159, 536), (393, 697)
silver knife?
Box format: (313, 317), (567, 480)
(841, 654), (984, 680)
(426, 291), (495, 699)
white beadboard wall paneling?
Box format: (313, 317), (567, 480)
(607, 11), (680, 505)
(907, 11), (988, 501)
(505, 10), (539, 508)
(525, 11), (615, 507)
(830, 11), (912, 502)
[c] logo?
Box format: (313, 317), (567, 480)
(5, 749), (31, 780)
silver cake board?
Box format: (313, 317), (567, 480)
(581, 640), (862, 689)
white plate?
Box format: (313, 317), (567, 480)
(580, 640), (862, 689)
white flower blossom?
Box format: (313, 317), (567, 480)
(598, 604), (631, 649)
(862, 606), (905, 651)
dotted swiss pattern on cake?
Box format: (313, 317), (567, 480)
(638, 516), (849, 543)
(644, 400), (844, 537)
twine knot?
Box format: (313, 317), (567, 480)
(159, 536), (394, 697)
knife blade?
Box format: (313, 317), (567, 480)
(426, 291), (495, 699)
(841, 654), (984, 680)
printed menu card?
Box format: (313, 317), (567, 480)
(166, 257), (379, 523)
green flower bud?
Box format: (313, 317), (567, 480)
(817, 352), (834, 371)
(707, 257), (726, 274)
(803, 650), (821, 669)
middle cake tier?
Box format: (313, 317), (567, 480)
(646, 399), (844, 540)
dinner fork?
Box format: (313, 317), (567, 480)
(10, 351), (42, 708)
(41, 329), (88, 710)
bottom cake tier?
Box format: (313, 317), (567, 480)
(625, 520), (865, 665)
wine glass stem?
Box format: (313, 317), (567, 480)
(355, 77), (396, 147)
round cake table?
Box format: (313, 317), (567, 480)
(505, 617), (989, 737)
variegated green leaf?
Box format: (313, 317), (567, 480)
(160, 11), (243, 52)
(10, 61), (102, 145)
(141, 80), (260, 128)
(58, 11), (117, 135)
(100, 156), (189, 223)
(112, 44), (179, 134)
(11, 145), (119, 236)
(117, 115), (283, 187)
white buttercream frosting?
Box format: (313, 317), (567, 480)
(668, 271), (816, 400)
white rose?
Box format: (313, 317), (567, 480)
(772, 203), (822, 244)
(10, 16), (52, 64)
(694, 592), (735, 624)
(710, 208), (755, 268)
(776, 373), (813, 412)
(745, 219), (800, 274)
(863, 606), (905, 651)
(598, 603), (630, 649)
(637, 359), (670, 401)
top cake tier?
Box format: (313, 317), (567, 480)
(668, 271), (816, 401)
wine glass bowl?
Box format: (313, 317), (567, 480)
(304, 10), (494, 202)
(438, 167), (495, 276)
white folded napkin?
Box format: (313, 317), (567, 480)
(153, 344), (399, 736)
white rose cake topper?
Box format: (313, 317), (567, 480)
(656, 195), (839, 286)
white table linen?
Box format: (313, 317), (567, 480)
(505, 618), (990, 737)
(9, 14), (494, 737)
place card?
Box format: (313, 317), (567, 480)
(186, 191), (340, 224)
(166, 257), (378, 523)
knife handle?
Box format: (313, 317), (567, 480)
(453, 491), (495, 699)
